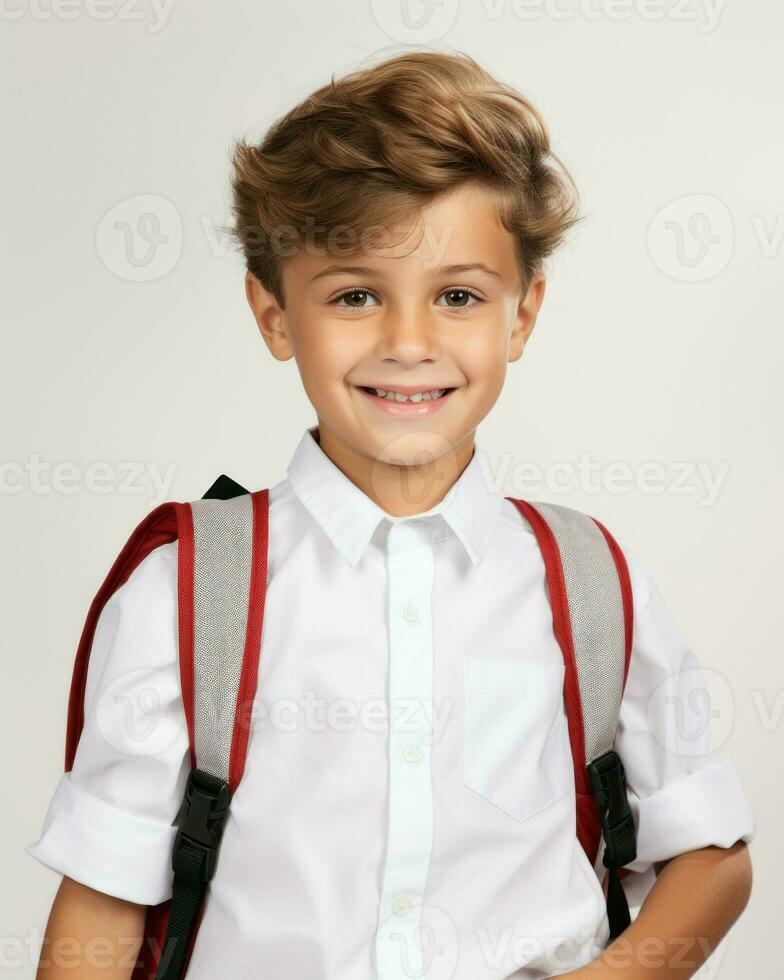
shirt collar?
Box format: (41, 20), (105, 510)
(286, 425), (504, 568)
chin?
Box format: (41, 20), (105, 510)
(369, 429), (462, 468)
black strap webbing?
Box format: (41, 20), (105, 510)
(587, 750), (637, 942)
(155, 844), (208, 980)
(605, 866), (632, 939)
(154, 769), (231, 978)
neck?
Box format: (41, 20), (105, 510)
(314, 421), (475, 518)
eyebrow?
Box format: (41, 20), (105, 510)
(310, 262), (503, 282)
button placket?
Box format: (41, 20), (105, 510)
(374, 523), (435, 980)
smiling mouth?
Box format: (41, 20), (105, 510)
(356, 385), (458, 404)
(353, 384), (460, 419)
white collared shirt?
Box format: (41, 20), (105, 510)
(27, 425), (755, 979)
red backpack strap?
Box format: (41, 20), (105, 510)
(144, 487), (270, 980)
(507, 498), (635, 940)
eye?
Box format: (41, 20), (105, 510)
(330, 288), (379, 309)
(437, 287), (485, 310)
(329, 286), (485, 311)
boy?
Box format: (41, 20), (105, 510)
(27, 51), (754, 979)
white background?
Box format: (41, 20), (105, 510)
(3, 0), (781, 976)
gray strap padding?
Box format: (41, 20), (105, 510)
(190, 494), (255, 782)
(530, 502), (626, 763)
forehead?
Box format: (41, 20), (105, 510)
(284, 183), (520, 285)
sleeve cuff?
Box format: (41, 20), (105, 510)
(26, 771), (177, 905)
(625, 758), (756, 874)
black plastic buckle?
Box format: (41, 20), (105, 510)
(172, 768), (232, 883)
(587, 750), (637, 869)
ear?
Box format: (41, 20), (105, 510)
(509, 273), (546, 363)
(245, 271), (294, 361)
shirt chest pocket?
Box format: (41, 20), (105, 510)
(462, 656), (570, 822)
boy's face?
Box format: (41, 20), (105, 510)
(247, 182), (545, 468)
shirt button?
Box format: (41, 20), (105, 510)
(391, 894), (414, 917)
(402, 600), (422, 624)
(401, 742), (423, 765)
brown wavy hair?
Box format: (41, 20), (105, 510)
(228, 50), (581, 307)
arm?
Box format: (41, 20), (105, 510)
(563, 544), (756, 977)
(564, 840), (752, 978)
(35, 877), (147, 978)
(36, 876), (147, 978)
(26, 546), (189, 975)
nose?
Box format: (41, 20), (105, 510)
(374, 305), (441, 366)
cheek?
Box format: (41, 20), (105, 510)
(296, 324), (362, 393)
(454, 328), (509, 385)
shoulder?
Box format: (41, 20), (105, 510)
(111, 538), (178, 609)
(615, 543), (654, 613)
(91, 538), (179, 655)
(500, 496), (655, 611)
(268, 477), (296, 515)
(80, 538), (179, 715)
(497, 497), (538, 535)
(590, 520), (655, 614)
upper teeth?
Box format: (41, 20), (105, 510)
(369, 388), (447, 402)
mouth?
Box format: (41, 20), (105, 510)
(353, 384), (460, 418)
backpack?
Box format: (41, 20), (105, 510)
(63, 475), (638, 979)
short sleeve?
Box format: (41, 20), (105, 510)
(26, 540), (190, 906)
(611, 545), (755, 903)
